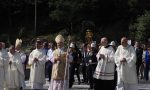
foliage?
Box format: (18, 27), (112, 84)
(0, 0), (150, 43)
(129, 11), (150, 42)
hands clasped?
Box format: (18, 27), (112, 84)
(9, 61), (12, 65)
(120, 58), (127, 64)
(100, 54), (105, 60)
(34, 58), (38, 62)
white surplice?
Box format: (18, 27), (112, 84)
(93, 46), (115, 80)
(8, 52), (25, 89)
(16, 50), (26, 70)
(0, 49), (9, 90)
(28, 49), (46, 89)
(115, 45), (138, 90)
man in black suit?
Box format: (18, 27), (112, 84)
(134, 41), (143, 79)
(87, 43), (97, 89)
(69, 43), (81, 88)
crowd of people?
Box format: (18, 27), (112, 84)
(0, 34), (150, 90)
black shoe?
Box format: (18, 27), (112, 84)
(90, 85), (93, 89)
(78, 81), (81, 85)
(69, 83), (73, 88)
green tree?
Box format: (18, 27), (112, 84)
(48, 0), (99, 34)
(129, 11), (150, 42)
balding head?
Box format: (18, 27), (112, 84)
(121, 37), (128, 47)
(1, 42), (5, 49)
(134, 41), (140, 48)
(101, 37), (108, 46)
(9, 45), (15, 54)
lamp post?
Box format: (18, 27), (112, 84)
(34, 0), (37, 37)
(86, 29), (93, 44)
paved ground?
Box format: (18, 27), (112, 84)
(24, 69), (150, 90)
(138, 80), (150, 90)
(24, 78), (150, 90)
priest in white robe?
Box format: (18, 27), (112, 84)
(48, 34), (73, 90)
(115, 37), (138, 90)
(15, 38), (27, 72)
(28, 39), (46, 89)
(93, 37), (115, 90)
(15, 38), (26, 89)
(0, 42), (9, 90)
(8, 45), (25, 90)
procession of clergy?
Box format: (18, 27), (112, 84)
(0, 34), (147, 90)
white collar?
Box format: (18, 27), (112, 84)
(122, 45), (130, 49)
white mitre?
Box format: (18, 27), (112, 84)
(55, 34), (65, 43)
(109, 41), (116, 46)
(70, 43), (75, 48)
(15, 38), (22, 47)
(91, 42), (96, 47)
